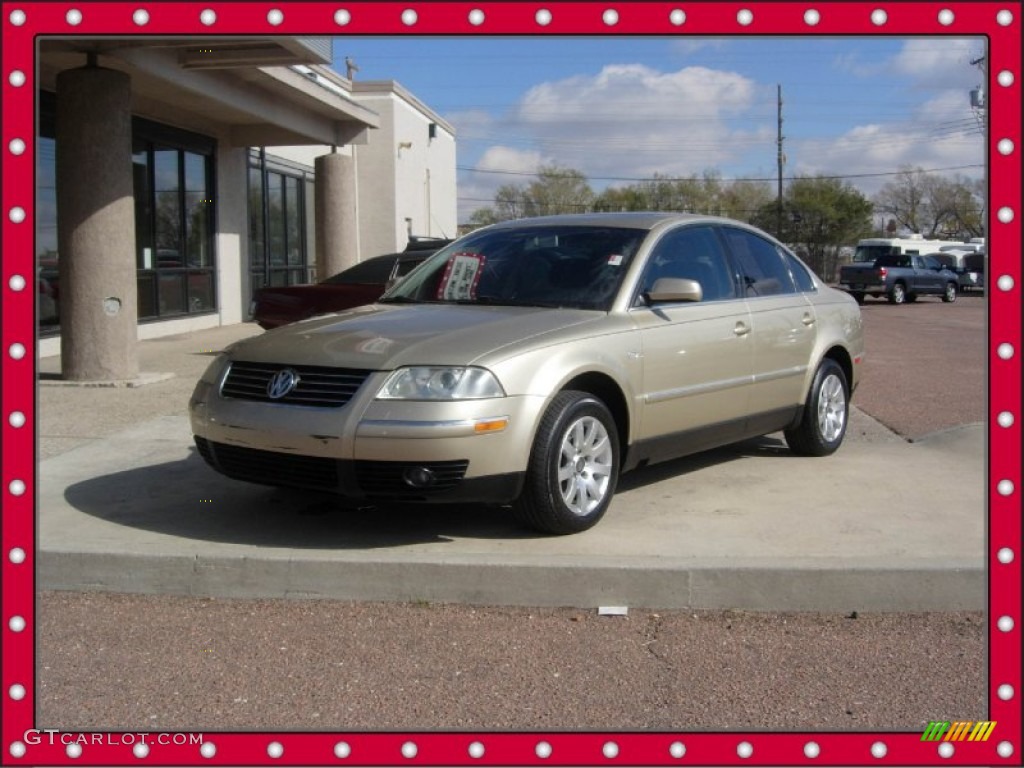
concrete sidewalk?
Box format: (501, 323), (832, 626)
(37, 323), (986, 611)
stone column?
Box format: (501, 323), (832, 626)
(314, 151), (358, 279)
(56, 64), (139, 381)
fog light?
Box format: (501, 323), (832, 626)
(403, 466), (436, 488)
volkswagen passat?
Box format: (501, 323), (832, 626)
(191, 213), (863, 534)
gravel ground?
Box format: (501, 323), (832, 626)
(37, 592), (983, 733)
(35, 295), (990, 732)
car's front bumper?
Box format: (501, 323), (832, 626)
(189, 373), (546, 502)
(193, 435), (525, 502)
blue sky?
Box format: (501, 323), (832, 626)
(331, 36), (986, 221)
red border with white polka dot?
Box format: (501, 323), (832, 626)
(2, 2), (1020, 765)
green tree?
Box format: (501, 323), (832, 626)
(717, 179), (774, 221)
(520, 165), (594, 216)
(753, 175), (873, 282)
(468, 165), (595, 224)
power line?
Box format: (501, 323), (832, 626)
(456, 163), (985, 185)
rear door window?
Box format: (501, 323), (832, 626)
(719, 227), (798, 297)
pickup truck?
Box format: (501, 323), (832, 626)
(839, 253), (959, 305)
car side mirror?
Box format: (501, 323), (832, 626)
(646, 277), (703, 304)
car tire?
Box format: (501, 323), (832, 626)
(512, 390), (620, 535)
(851, 292), (865, 305)
(784, 359), (849, 457)
(888, 282), (907, 304)
(942, 282), (958, 303)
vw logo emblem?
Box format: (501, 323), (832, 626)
(266, 368), (301, 399)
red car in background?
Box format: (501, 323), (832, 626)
(250, 239), (451, 330)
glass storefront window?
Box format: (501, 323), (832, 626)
(185, 152), (211, 269)
(36, 135), (60, 329)
(37, 93), (217, 335)
(154, 149), (183, 268)
(267, 173), (285, 267)
(248, 157), (309, 297)
(132, 149), (153, 269)
(134, 135), (216, 321)
(286, 176), (302, 266)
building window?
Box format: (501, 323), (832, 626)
(35, 91), (217, 334)
(133, 122), (216, 320)
(249, 151), (309, 295)
(36, 133), (60, 331)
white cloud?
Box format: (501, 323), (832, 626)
(452, 63), (765, 220)
(477, 145), (550, 173)
(792, 39), (985, 196)
(508, 63), (760, 177)
(890, 38), (985, 87)
(456, 146), (553, 222)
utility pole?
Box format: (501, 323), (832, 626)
(776, 84), (785, 235)
(969, 54), (986, 132)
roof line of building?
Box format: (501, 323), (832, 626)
(351, 79), (455, 136)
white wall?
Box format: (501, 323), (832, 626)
(353, 83), (457, 259)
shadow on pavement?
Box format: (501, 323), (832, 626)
(61, 436), (787, 549)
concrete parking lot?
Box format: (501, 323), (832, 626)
(34, 295), (989, 732)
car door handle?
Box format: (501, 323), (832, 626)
(734, 322), (750, 336)
(802, 313), (815, 326)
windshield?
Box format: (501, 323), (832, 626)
(380, 225), (646, 311)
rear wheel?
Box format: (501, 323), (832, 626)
(512, 391), (620, 535)
(785, 359), (849, 457)
(851, 292), (865, 305)
(888, 282), (907, 304)
(942, 282), (958, 303)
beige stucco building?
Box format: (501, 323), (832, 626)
(36, 37), (456, 376)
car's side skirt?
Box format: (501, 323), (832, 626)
(623, 406), (802, 472)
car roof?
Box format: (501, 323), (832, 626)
(480, 212), (726, 231)
(404, 238), (453, 251)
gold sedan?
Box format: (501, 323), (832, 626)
(191, 213), (863, 534)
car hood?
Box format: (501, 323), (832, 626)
(233, 303), (605, 370)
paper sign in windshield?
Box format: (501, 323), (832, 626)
(436, 252), (486, 301)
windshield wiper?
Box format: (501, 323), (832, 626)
(378, 295), (420, 304)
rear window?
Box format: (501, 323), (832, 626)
(876, 253), (912, 268)
(853, 245), (898, 263)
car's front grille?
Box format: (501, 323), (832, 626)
(195, 437), (339, 490)
(355, 460), (469, 496)
(221, 361), (372, 408)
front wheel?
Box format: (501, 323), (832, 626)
(942, 282), (958, 303)
(512, 391), (620, 535)
(785, 360), (849, 457)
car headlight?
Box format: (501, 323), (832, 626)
(376, 366), (505, 400)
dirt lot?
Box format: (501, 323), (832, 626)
(849, 292), (986, 438)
